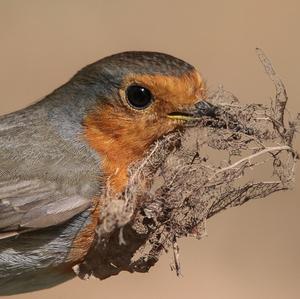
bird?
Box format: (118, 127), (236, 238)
(0, 51), (210, 295)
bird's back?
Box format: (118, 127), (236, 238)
(0, 101), (102, 295)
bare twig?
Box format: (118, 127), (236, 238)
(256, 48), (288, 130)
(171, 236), (181, 277)
(210, 145), (293, 179)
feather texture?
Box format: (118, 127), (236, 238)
(0, 97), (102, 294)
(0, 178), (90, 232)
(0, 97), (102, 236)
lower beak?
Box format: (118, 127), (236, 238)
(167, 101), (218, 121)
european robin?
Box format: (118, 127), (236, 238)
(0, 51), (210, 295)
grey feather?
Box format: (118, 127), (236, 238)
(0, 210), (92, 295)
(0, 87), (102, 236)
(0, 179), (90, 230)
(0, 91), (102, 293)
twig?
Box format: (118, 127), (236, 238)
(256, 48), (288, 126)
(210, 145), (293, 180)
(171, 236), (181, 277)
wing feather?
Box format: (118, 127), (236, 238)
(0, 179), (91, 236)
(0, 100), (100, 239)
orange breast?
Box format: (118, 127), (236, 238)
(66, 198), (100, 263)
(83, 107), (154, 193)
(83, 70), (205, 193)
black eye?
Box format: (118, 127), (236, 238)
(126, 85), (153, 109)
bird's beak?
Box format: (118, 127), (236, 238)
(167, 100), (218, 121)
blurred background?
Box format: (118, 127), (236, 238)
(0, 1), (299, 298)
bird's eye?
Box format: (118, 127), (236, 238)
(126, 85), (153, 110)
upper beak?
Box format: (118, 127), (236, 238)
(167, 101), (255, 136)
(167, 100), (218, 121)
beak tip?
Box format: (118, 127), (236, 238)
(167, 101), (218, 122)
(195, 100), (218, 118)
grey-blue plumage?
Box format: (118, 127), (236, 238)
(0, 82), (102, 295)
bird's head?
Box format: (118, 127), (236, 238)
(71, 51), (210, 192)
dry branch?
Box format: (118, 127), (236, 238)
(74, 49), (299, 280)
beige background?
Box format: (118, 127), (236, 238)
(0, 0), (299, 298)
